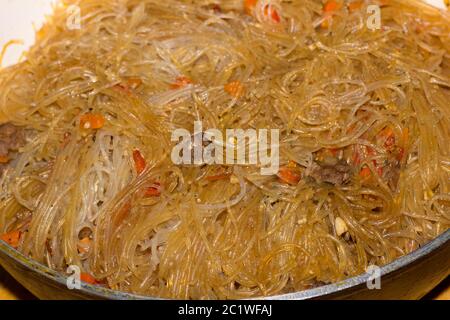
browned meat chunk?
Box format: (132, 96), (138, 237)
(0, 123), (25, 173)
(382, 159), (401, 191)
(309, 159), (352, 186)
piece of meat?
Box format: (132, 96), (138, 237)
(0, 123), (25, 174)
(382, 159), (401, 191)
(308, 159), (352, 186)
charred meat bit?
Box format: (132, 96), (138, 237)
(382, 159), (401, 191)
(308, 159), (352, 186)
(0, 123), (25, 174)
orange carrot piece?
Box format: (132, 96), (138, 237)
(0, 230), (21, 248)
(80, 113), (105, 130)
(324, 0), (341, 12)
(366, 146), (376, 157)
(278, 167), (301, 185)
(321, 0), (342, 28)
(77, 237), (91, 254)
(244, 1), (280, 22)
(326, 148), (339, 156)
(376, 166), (383, 177)
(397, 147), (405, 161)
(244, 0), (258, 15)
(379, 127), (395, 150)
(0, 155), (9, 163)
(359, 167), (372, 179)
(133, 149), (147, 175)
(132, 150), (161, 197)
(264, 5), (281, 23)
(224, 81), (245, 98)
(348, 0), (363, 11)
(171, 76), (193, 89)
(380, 127), (394, 137)
(384, 131), (395, 149)
(144, 184), (161, 197)
(401, 128), (409, 145)
(365, 147), (383, 176)
(80, 273), (99, 285)
(352, 153), (360, 165)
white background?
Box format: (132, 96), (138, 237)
(0, 0), (447, 67)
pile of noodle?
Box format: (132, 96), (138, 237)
(0, 0), (449, 299)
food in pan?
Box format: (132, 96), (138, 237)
(0, 0), (449, 299)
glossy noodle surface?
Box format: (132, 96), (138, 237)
(0, 0), (449, 299)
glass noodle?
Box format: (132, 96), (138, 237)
(0, 0), (449, 299)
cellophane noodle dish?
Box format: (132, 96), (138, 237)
(0, 0), (449, 299)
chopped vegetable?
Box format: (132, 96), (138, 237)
(335, 217), (348, 236)
(321, 0), (342, 28)
(224, 81), (245, 98)
(144, 183), (161, 197)
(80, 272), (99, 285)
(171, 76), (192, 89)
(348, 0), (363, 11)
(328, 148), (339, 156)
(244, 0), (280, 23)
(0, 230), (21, 248)
(379, 127), (395, 150)
(359, 166), (372, 179)
(264, 5), (281, 23)
(244, 0), (257, 15)
(77, 237), (91, 254)
(0, 155), (9, 163)
(352, 145), (374, 165)
(80, 113), (105, 130)
(133, 149), (147, 175)
(366, 147), (383, 176)
(278, 166), (301, 185)
(144, 187), (161, 197)
(376, 166), (383, 177)
(378, 127), (409, 157)
(353, 145), (383, 178)
(324, 0), (341, 12)
(401, 128), (409, 145)
(396, 147), (405, 161)
(132, 150), (161, 196)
